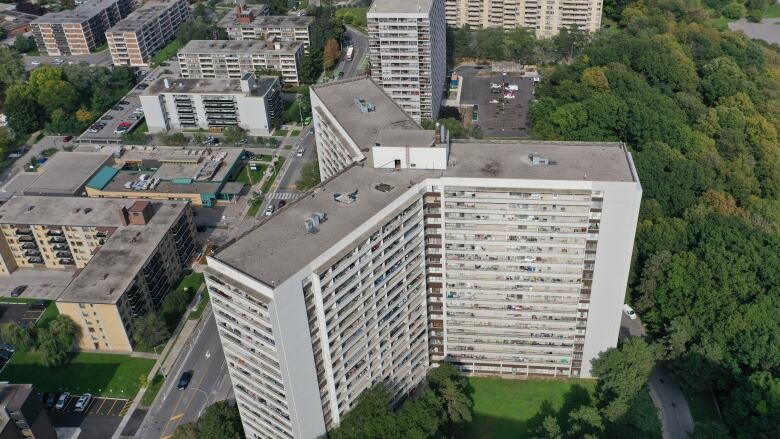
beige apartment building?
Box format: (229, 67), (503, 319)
(31, 0), (136, 56)
(106, 0), (190, 66)
(0, 197), (196, 351)
(444, 0), (603, 37)
(219, 5), (313, 50)
(178, 39), (303, 85)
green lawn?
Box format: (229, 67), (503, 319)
(274, 129), (289, 137)
(247, 198), (263, 217)
(336, 7), (368, 28)
(255, 154), (273, 162)
(766, 3), (780, 18)
(685, 390), (722, 424)
(0, 352), (154, 398)
(141, 374), (165, 407)
(188, 291), (210, 320)
(261, 157), (285, 193)
(150, 40), (182, 67)
(234, 164), (266, 185)
(459, 378), (596, 439)
(290, 129), (301, 137)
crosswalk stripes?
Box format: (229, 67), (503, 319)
(268, 192), (299, 200)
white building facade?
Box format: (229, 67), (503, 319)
(444, 0), (603, 37)
(367, 0), (447, 121)
(140, 74), (282, 136)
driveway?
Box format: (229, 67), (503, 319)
(619, 314), (694, 439)
(729, 16), (780, 45)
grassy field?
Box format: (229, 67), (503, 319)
(274, 129), (289, 137)
(458, 378), (596, 439)
(150, 40), (182, 67)
(686, 390), (722, 423)
(234, 164), (266, 185)
(766, 3), (780, 18)
(141, 374), (165, 407)
(247, 198), (263, 217)
(261, 157), (285, 193)
(188, 291), (209, 320)
(336, 7), (368, 28)
(0, 352), (154, 398)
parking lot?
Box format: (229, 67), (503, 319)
(0, 302), (45, 327)
(47, 395), (129, 438)
(458, 67), (534, 137)
(77, 93), (145, 144)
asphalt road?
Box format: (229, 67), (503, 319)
(135, 314), (232, 438)
(22, 50), (113, 70)
(0, 135), (68, 185)
(339, 26), (369, 79)
(619, 314), (694, 439)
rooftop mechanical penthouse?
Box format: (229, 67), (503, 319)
(205, 77), (642, 439)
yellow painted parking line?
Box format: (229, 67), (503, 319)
(169, 413), (184, 421)
(118, 399), (133, 416)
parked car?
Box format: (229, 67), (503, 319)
(112, 105), (124, 111)
(623, 304), (637, 320)
(55, 392), (70, 410)
(118, 100), (129, 105)
(63, 135), (73, 143)
(264, 205), (274, 216)
(40, 392), (49, 406)
(278, 200), (287, 209)
(136, 83), (148, 90)
(101, 115), (114, 121)
(44, 392), (58, 409)
(30, 60), (40, 66)
(30, 300), (48, 310)
(52, 59), (64, 65)
(177, 371), (193, 390)
(74, 394), (91, 412)
(10, 285), (26, 297)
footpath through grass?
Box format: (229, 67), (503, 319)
(458, 377), (596, 439)
(0, 351), (154, 398)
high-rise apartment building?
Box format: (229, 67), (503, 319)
(0, 197), (196, 352)
(367, 0), (447, 121)
(444, 0), (603, 37)
(106, 0), (190, 66)
(178, 39), (304, 86)
(219, 5), (313, 50)
(31, 0), (136, 56)
(206, 77), (642, 439)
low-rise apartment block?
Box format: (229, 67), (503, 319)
(0, 197), (196, 351)
(178, 39), (303, 85)
(31, 0), (136, 56)
(140, 73), (282, 136)
(0, 10), (39, 37)
(219, 5), (313, 49)
(206, 76), (642, 438)
(444, 0), (602, 37)
(83, 145), (245, 207)
(106, 0), (190, 66)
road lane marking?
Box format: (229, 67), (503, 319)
(169, 413), (184, 421)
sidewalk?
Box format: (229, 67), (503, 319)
(112, 285), (209, 439)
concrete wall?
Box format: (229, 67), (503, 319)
(371, 146), (448, 170)
(57, 302), (132, 351)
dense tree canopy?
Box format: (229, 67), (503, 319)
(529, 0), (780, 436)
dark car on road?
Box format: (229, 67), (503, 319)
(10, 285), (26, 297)
(177, 371), (193, 390)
